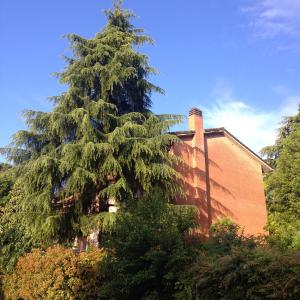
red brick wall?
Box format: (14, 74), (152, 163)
(206, 133), (267, 235)
(173, 136), (209, 235)
(172, 109), (268, 236)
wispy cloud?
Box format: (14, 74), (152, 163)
(203, 85), (299, 153)
(242, 0), (300, 50)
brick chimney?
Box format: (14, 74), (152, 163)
(188, 108), (209, 230)
(188, 108), (204, 148)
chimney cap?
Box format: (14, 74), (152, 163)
(189, 107), (202, 116)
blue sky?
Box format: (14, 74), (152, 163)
(1, 0), (300, 157)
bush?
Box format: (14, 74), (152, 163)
(176, 219), (300, 300)
(2, 246), (105, 300)
(183, 249), (300, 300)
(208, 218), (258, 255)
(100, 191), (198, 299)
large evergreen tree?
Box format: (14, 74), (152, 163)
(261, 105), (300, 249)
(57, 0), (163, 115)
(0, 2), (182, 268)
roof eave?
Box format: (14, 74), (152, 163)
(171, 128), (273, 173)
(204, 128), (273, 173)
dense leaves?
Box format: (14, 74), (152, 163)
(2, 246), (105, 300)
(0, 181), (36, 271)
(100, 191), (198, 300)
(261, 105), (300, 249)
(176, 220), (300, 300)
(2, 104), (181, 246)
(0, 2), (182, 269)
(260, 105), (300, 168)
(0, 163), (14, 207)
(181, 248), (300, 300)
(4, 217), (300, 300)
(57, 0), (163, 115)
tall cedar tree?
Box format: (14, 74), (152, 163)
(261, 105), (300, 249)
(0, 2), (182, 267)
(57, 0), (163, 115)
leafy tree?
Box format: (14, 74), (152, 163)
(0, 2), (182, 267)
(100, 190), (197, 300)
(261, 105), (300, 249)
(0, 163), (14, 207)
(261, 104), (300, 168)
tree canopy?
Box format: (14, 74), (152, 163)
(56, 0), (163, 115)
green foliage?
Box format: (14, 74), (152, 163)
(261, 105), (300, 249)
(100, 190), (198, 299)
(58, 1), (163, 115)
(2, 246), (105, 300)
(3, 213), (300, 300)
(0, 163), (14, 207)
(0, 2), (182, 269)
(260, 105), (300, 168)
(1, 107), (181, 249)
(180, 248), (300, 300)
(3, 2), (300, 299)
(0, 163), (11, 172)
(0, 181), (36, 271)
(267, 212), (300, 250)
(208, 218), (257, 255)
(177, 219), (300, 300)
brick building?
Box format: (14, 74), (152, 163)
(172, 108), (272, 236)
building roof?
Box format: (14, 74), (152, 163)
(172, 127), (273, 173)
(170, 130), (195, 137)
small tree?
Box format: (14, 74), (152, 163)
(101, 190), (197, 299)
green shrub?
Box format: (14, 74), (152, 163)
(208, 218), (258, 255)
(2, 246), (105, 300)
(100, 191), (198, 299)
(176, 219), (300, 300)
(184, 249), (300, 300)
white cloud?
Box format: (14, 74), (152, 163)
(242, 0), (300, 40)
(202, 88), (299, 154)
